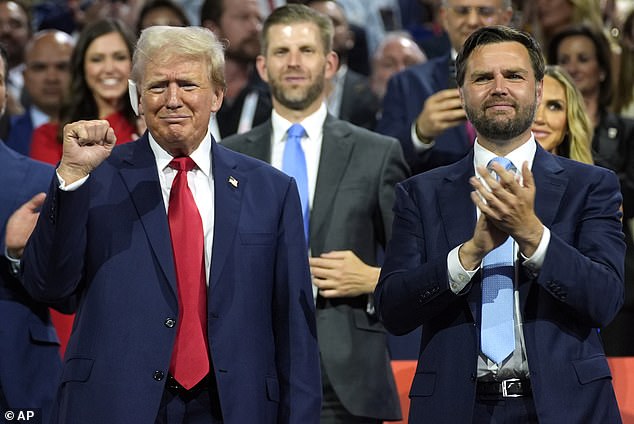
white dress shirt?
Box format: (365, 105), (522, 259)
(447, 136), (551, 380)
(149, 132), (215, 286)
(270, 102), (327, 211)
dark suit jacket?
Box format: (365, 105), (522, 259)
(0, 142), (61, 421)
(6, 111), (34, 156)
(376, 146), (624, 423)
(339, 69), (379, 130)
(222, 115), (407, 420)
(376, 53), (472, 175)
(216, 69), (272, 139)
(21, 135), (321, 424)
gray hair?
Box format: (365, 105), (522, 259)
(131, 26), (226, 91)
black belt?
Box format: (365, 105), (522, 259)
(477, 378), (532, 398)
(166, 374), (209, 396)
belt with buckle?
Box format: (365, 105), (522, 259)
(477, 378), (531, 398)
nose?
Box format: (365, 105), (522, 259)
(165, 83), (182, 109)
(492, 73), (508, 94)
(103, 56), (116, 72)
(287, 50), (301, 67)
(466, 8), (481, 27)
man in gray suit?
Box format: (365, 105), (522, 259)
(222, 4), (407, 422)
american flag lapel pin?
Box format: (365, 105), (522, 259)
(228, 176), (238, 188)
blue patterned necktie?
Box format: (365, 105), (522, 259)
(282, 123), (309, 244)
(480, 156), (517, 364)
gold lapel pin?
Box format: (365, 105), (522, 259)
(228, 176), (238, 188)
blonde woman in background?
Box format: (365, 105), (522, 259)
(531, 65), (593, 164)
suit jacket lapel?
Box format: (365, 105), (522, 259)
(437, 153), (479, 319)
(117, 136), (178, 298)
(310, 116), (354, 251)
(209, 141), (244, 292)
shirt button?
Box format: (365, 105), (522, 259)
(153, 370), (164, 381)
(164, 318), (176, 328)
(458, 274), (467, 282)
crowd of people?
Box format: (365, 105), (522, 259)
(1, 0), (634, 423)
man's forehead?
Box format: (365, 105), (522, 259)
(268, 22), (321, 44)
(446, 0), (505, 7)
(143, 60), (209, 80)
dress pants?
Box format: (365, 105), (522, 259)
(320, 363), (381, 424)
(155, 374), (222, 424)
(473, 395), (538, 424)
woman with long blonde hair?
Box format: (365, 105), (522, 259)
(532, 65), (593, 164)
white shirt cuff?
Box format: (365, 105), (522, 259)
(520, 225), (550, 275)
(57, 171), (89, 191)
(4, 247), (21, 276)
(411, 122), (435, 152)
(448, 244), (478, 294)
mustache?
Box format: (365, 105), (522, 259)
(482, 98), (518, 109)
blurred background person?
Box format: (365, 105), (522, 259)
(201, 0), (271, 139)
(0, 42), (61, 424)
(5, 30), (74, 156)
(135, 0), (189, 35)
(531, 65), (593, 164)
(376, 0), (513, 175)
(370, 31), (427, 101)
(550, 24), (634, 356)
(29, 19), (139, 166)
(0, 0), (31, 114)
(532, 0), (603, 48)
(548, 24), (634, 191)
(614, 8), (634, 118)
(307, 0), (379, 130)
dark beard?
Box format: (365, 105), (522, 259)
(268, 75), (325, 111)
(466, 98), (536, 142)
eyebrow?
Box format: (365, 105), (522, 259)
(470, 68), (530, 78)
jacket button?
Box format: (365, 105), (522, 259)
(153, 370), (164, 381)
(164, 318), (176, 328)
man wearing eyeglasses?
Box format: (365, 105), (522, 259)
(376, 0), (513, 175)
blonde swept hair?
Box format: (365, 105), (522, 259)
(543, 65), (594, 165)
(131, 25), (226, 92)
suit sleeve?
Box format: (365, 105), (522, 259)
(374, 182), (462, 335)
(377, 138), (410, 244)
(538, 169), (625, 328)
(375, 74), (420, 173)
(21, 178), (89, 303)
(272, 177), (321, 423)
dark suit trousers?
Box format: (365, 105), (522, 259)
(155, 375), (222, 424)
(320, 365), (381, 424)
(473, 396), (538, 423)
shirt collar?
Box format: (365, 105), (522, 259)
(271, 102), (328, 143)
(149, 129), (212, 177)
(30, 105), (50, 128)
(473, 134), (537, 175)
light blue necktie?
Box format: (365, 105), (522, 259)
(480, 156), (516, 364)
(282, 124), (309, 245)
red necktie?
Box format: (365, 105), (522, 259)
(167, 157), (209, 389)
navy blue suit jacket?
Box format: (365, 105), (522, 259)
(376, 53), (471, 175)
(376, 146), (624, 423)
(6, 112), (34, 156)
(21, 135), (321, 423)
(0, 142), (61, 421)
